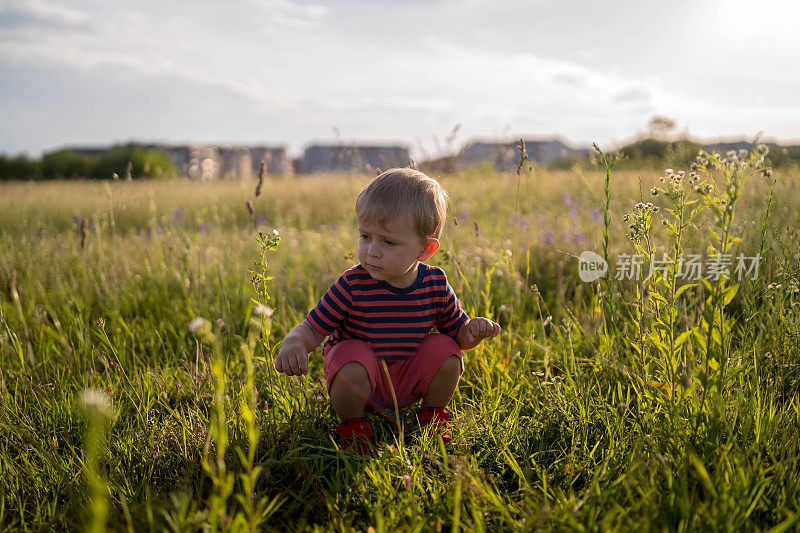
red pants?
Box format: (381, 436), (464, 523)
(323, 333), (463, 410)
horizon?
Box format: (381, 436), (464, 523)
(34, 132), (800, 162)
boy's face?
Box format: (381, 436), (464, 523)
(357, 215), (438, 288)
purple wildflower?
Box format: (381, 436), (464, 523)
(569, 209), (578, 218)
(563, 192), (572, 206)
(590, 208), (600, 222)
(544, 230), (554, 245)
(172, 208), (183, 224)
(197, 223), (209, 233)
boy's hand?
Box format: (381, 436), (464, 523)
(457, 317), (501, 349)
(274, 342), (310, 376)
(273, 320), (324, 377)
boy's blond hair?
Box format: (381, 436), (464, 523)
(356, 168), (449, 239)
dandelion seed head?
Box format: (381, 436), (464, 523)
(253, 304), (274, 317)
(188, 317), (209, 333)
(81, 388), (115, 419)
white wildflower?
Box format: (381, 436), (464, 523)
(80, 388), (115, 419)
(253, 304), (274, 317)
(188, 317), (209, 333)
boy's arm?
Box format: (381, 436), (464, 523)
(455, 317), (501, 350)
(274, 319), (326, 376)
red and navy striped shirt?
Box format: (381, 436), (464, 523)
(306, 263), (469, 363)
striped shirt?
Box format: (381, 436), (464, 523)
(306, 263), (469, 363)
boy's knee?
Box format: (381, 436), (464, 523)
(333, 361), (372, 389)
(438, 355), (463, 377)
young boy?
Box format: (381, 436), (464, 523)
(274, 168), (500, 452)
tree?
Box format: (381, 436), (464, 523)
(647, 116), (677, 140)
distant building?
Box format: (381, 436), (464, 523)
(66, 143), (291, 180)
(458, 138), (588, 170)
(700, 141), (754, 156)
(158, 144), (290, 180)
(302, 144), (410, 174)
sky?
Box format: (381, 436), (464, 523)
(1, 0), (799, 159)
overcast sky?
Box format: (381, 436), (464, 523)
(1, 0), (799, 158)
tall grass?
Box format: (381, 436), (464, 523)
(0, 159), (799, 530)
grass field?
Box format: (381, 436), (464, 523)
(1, 149), (799, 531)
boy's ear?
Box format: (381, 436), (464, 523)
(418, 238), (440, 261)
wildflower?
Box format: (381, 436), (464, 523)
(188, 317), (209, 334)
(402, 475), (412, 490)
(677, 170), (685, 176)
(253, 304), (274, 317)
(80, 388), (115, 419)
(563, 192), (572, 206)
(543, 315), (552, 327)
(651, 188), (659, 196)
(665, 168), (674, 175)
(569, 209), (578, 217)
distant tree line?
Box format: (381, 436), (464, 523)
(615, 138), (800, 169)
(0, 145), (176, 180)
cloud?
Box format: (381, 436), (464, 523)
(249, 0), (329, 29)
(0, 0), (90, 30)
(551, 71), (586, 88)
(612, 87), (652, 104)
